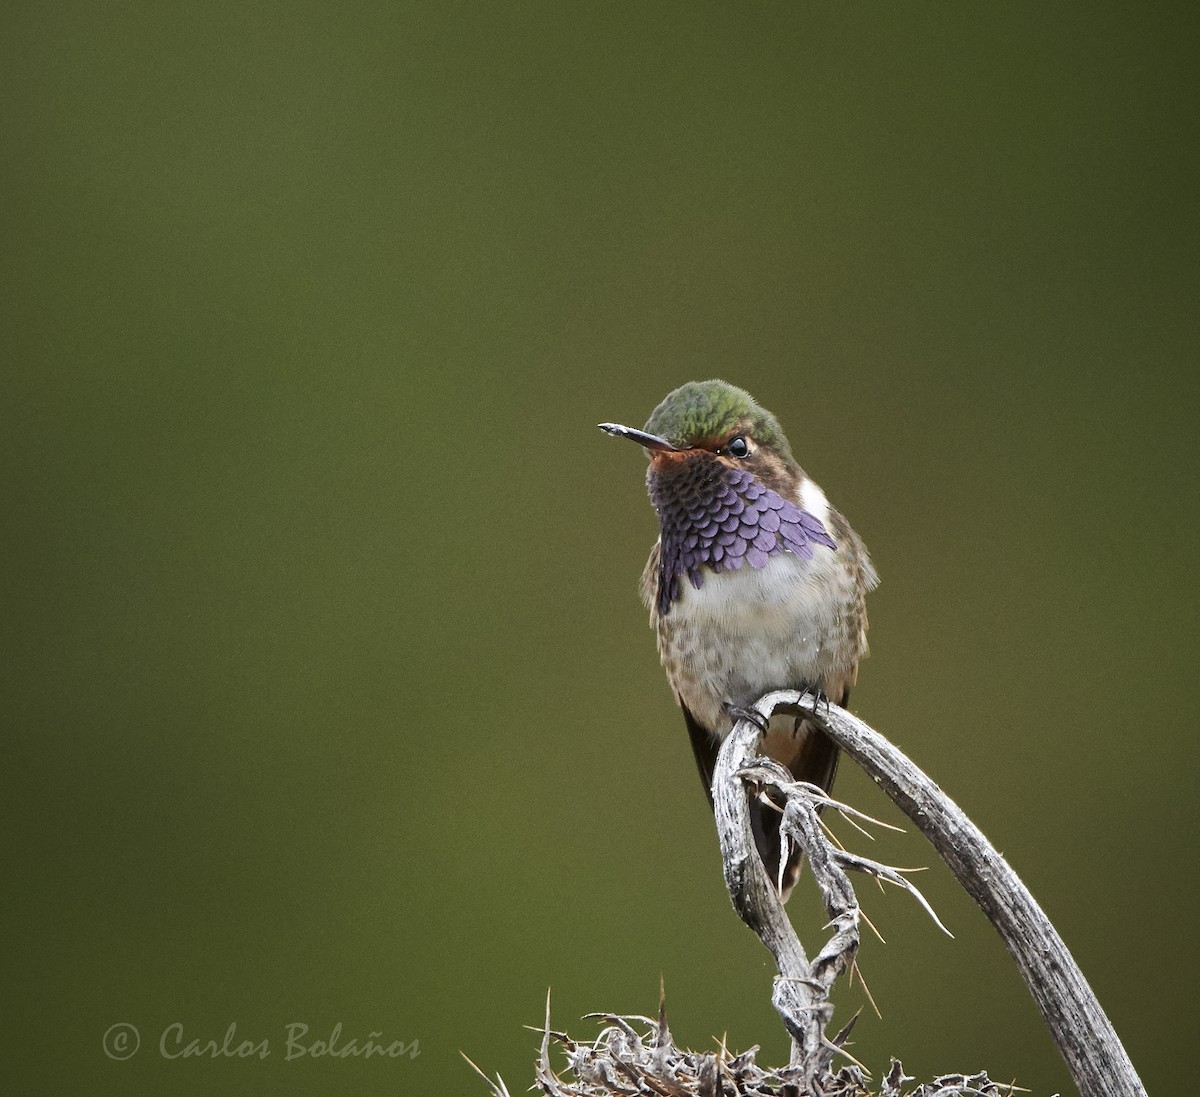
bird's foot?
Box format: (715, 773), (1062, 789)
(797, 683), (830, 716)
(725, 703), (770, 734)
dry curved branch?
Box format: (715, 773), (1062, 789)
(715, 691), (1146, 1097)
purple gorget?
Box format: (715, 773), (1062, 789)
(648, 453), (836, 615)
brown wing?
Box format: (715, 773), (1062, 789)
(639, 539), (661, 612)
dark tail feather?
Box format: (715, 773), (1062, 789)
(681, 702), (720, 807)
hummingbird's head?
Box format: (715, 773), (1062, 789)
(600, 381), (832, 612)
(599, 379), (801, 491)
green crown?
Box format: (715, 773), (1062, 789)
(644, 380), (792, 459)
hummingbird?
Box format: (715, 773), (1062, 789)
(600, 379), (878, 899)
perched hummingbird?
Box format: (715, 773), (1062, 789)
(600, 380), (878, 898)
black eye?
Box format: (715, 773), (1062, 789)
(727, 436), (750, 458)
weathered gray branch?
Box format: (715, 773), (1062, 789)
(715, 690), (1146, 1097)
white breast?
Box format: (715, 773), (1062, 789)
(659, 542), (853, 734)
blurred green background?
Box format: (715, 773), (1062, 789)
(2, 2), (1195, 1094)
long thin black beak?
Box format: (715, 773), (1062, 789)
(597, 423), (680, 451)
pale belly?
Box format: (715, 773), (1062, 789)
(656, 549), (860, 736)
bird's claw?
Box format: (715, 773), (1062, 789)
(726, 704), (770, 734)
(798, 684), (830, 716)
